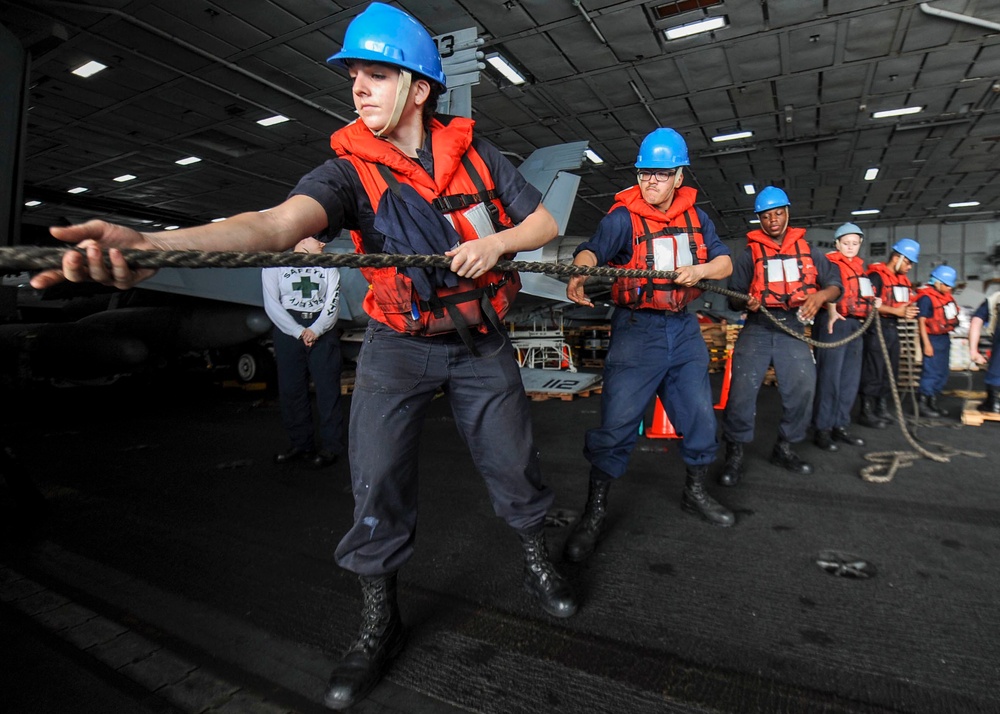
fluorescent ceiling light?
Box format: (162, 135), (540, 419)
(211, 217), (227, 223)
(175, 156), (202, 165)
(24, 200), (41, 207)
(871, 106), (923, 119)
(257, 114), (290, 126)
(584, 149), (604, 165)
(864, 168), (879, 181)
(114, 174), (137, 182)
(67, 186), (88, 194)
(712, 130), (753, 143)
(851, 209), (880, 215)
(749, 219), (760, 225)
(164, 225), (180, 230)
(71, 60), (107, 78)
(948, 201), (980, 208)
(665, 16), (728, 41)
(486, 54), (526, 85)
(743, 184), (756, 195)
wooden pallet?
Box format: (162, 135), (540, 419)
(961, 399), (1000, 426)
(525, 385), (603, 402)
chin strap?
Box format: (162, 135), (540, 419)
(373, 69), (412, 138)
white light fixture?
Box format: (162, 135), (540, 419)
(24, 200), (41, 207)
(211, 217), (227, 223)
(164, 225), (180, 231)
(175, 156), (202, 165)
(584, 149), (604, 165)
(749, 219), (760, 225)
(71, 60), (107, 78)
(67, 186), (88, 194)
(664, 15), (728, 40)
(851, 208), (880, 215)
(114, 174), (137, 182)
(948, 201), (980, 208)
(257, 114), (290, 126)
(864, 167), (879, 181)
(485, 53), (526, 85)
(743, 183), (756, 195)
(871, 106), (923, 119)
(712, 130), (753, 143)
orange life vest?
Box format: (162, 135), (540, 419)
(916, 286), (959, 335)
(746, 227), (819, 309)
(609, 185), (708, 312)
(867, 262), (913, 310)
(827, 251), (873, 318)
(329, 116), (520, 342)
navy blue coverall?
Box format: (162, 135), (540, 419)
(574, 207), (730, 476)
(722, 246), (842, 445)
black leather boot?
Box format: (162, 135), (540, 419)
(770, 439), (813, 474)
(875, 396), (895, 424)
(858, 396), (887, 429)
(682, 465), (735, 527)
(916, 393), (941, 418)
(563, 476), (611, 563)
(813, 429), (838, 452)
(927, 395), (947, 417)
(978, 387), (1000, 414)
(719, 439), (744, 487)
(324, 573), (406, 711)
(831, 427), (865, 447)
(519, 531), (577, 618)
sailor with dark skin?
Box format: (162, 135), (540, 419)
(719, 187), (842, 486)
(31, 4), (576, 710)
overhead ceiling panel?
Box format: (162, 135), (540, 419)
(762, 0), (825, 28)
(544, 20), (619, 73)
(844, 11), (898, 62)
(675, 46), (733, 90)
(727, 35), (781, 84)
(594, 6), (662, 62)
(787, 24), (837, 72)
(633, 58), (687, 100)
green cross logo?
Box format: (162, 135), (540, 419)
(292, 276), (319, 299)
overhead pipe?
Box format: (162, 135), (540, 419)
(572, 0), (608, 45)
(919, 3), (1000, 32)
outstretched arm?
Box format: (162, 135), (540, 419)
(30, 194), (328, 290)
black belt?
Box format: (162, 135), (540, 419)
(287, 309), (319, 327)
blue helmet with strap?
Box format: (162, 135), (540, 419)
(327, 2), (447, 87)
(754, 186), (790, 214)
(635, 128), (690, 169)
(892, 238), (920, 263)
(930, 264), (957, 287)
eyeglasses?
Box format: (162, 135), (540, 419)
(637, 169), (678, 182)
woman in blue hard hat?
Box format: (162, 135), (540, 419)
(914, 265), (960, 417)
(718, 187), (843, 487)
(561, 127), (736, 564)
(858, 239), (921, 428)
(29, 3), (575, 710)
(811, 223), (878, 451)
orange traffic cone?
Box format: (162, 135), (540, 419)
(714, 352), (733, 411)
(647, 397), (681, 439)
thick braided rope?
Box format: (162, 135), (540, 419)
(2, 246), (865, 348)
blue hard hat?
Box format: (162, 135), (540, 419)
(930, 264), (957, 287)
(834, 222), (864, 241)
(892, 238), (920, 263)
(754, 186), (790, 214)
(327, 2), (447, 87)
(635, 128), (690, 169)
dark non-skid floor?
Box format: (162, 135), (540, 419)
(2, 367), (998, 714)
